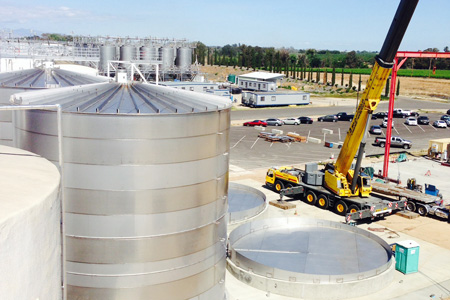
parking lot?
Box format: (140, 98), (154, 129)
(229, 98), (450, 170)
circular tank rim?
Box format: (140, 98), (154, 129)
(228, 182), (267, 225)
(228, 217), (393, 284)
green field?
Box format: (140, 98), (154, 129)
(312, 68), (450, 79)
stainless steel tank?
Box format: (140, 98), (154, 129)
(0, 68), (107, 146)
(175, 47), (192, 71)
(12, 82), (231, 300)
(119, 45), (136, 65)
(99, 45), (116, 72)
(140, 46), (159, 61)
(160, 47), (175, 71)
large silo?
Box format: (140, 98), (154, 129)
(176, 47), (193, 71)
(99, 45), (116, 73)
(0, 68), (108, 146)
(160, 47), (175, 71)
(119, 44), (136, 67)
(140, 46), (159, 61)
(12, 82), (231, 300)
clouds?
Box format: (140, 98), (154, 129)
(0, 4), (112, 25)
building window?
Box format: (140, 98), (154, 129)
(271, 96), (276, 101)
(203, 87), (207, 92)
(261, 96), (265, 102)
(263, 84), (266, 89)
(303, 95), (307, 100)
(182, 87), (185, 90)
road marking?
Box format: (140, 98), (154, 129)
(394, 127), (400, 135)
(403, 124), (412, 133)
(231, 135), (246, 149)
(250, 137), (260, 149)
(429, 124), (437, 131)
(417, 124), (425, 132)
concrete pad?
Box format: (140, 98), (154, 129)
(227, 174), (450, 300)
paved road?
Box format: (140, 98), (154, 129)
(229, 97), (450, 170)
(231, 96), (449, 121)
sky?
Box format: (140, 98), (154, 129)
(0, 0), (449, 52)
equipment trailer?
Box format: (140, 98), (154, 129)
(372, 181), (449, 221)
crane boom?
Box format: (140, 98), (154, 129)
(324, 0), (419, 197)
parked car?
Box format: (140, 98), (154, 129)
(243, 120), (267, 127)
(336, 112), (354, 121)
(404, 117), (418, 126)
(298, 116), (313, 124)
(433, 120), (447, 128)
(372, 112), (387, 119)
(417, 116), (430, 125)
(318, 115), (338, 122)
(266, 118), (284, 126)
(369, 125), (382, 135)
(231, 87), (242, 94)
(392, 110), (406, 118)
(374, 136), (412, 149)
(381, 117), (394, 128)
(282, 118), (300, 125)
(440, 115), (450, 126)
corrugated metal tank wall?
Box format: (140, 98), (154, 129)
(176, 47), (192, 71)
(14, 94), (230, 299)
(99, 45), (116, 73)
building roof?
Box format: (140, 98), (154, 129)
(10, 82), (231, 114)
(237, 72), (285, 81)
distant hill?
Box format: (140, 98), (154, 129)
(1, 28), (44, 38)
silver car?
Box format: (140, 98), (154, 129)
(282, 118), (300, 125)
(266, 118), (284, 126)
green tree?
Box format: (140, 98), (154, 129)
(331, 67), (336, 86)
(358, 74), (362, 91)
(349, 72), (353, 89)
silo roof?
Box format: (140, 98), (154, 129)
(0, 68), (108, 88)
(10, 82), (231, 114)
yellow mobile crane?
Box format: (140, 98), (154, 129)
(266, 0), (419, 221)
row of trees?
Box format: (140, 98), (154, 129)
(194, 43), (450, 71)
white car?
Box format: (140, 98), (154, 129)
(405, 117), (417, 126)
(433, 120), (448, 128)
(282, 118), (300, 125)
(381, 117), (394, 128)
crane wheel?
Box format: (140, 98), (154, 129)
(274, 180), (284, 193)
(348, 205), (359, 214)
(305, 191), (317, 205)
(406, 201), (416, 212)
(316, 194), (329, 209)
(335, 200), (348, 216)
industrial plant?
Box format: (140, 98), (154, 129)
(1, 1), (450, 299)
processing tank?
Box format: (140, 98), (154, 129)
(175, 47), (193, 71)
(99, 45), (116, 73)
(11, 82), (231, 299)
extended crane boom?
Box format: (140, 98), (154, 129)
(324, 0), (419, 197)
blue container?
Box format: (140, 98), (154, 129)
(395, 240), (420, 274)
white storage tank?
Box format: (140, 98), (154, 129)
(0, 145), (61, 300)
(11, 82), (231, 300)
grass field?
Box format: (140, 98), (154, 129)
(310, 68), (450, 79)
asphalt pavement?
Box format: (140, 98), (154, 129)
(229, 97), (450, 170)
